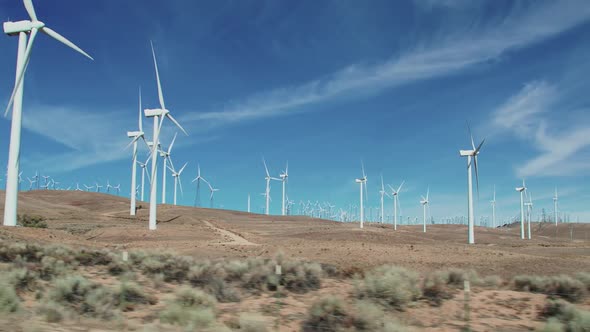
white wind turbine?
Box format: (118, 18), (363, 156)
(354, 162), (368, 229)
(515, 179), (526, 240)
(388, 180), (404, 230)
(191, 164), (207, 207)
(459, 126), (485, 244)
(168, 161), (188, 206)
(75, 183), (82, 191)
(3, 0), (93, 226)
(247, 193), (251, 213)
(420, 187), (430, 233)
(144, 42), (188, 230)
(138, 157), (150, 201)
(106, 180), (113, 194)
(159, 132), (177, 204)
(113, 184), (121, 195)
(95, 182), (102, 193)
(262, 158), (280, 215)
(126, 88), (146, 215)
(490, 185), (496, 228)
(553, 188), (558, 226)
(204, 179), (220, 208)
(26, 177), (35, 190)
(524, 191), (533, 240)
(279, 162), (289, 216)
(379, 175), (391, 224)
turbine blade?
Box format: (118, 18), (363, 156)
(166, 113), (188, 136)
(23, 0), (38, 21)
(381, 174), (384, 191)
(124, 135), (141, 151)
(397, 180), (405, 193)
(361, 161), (366, 178)
(475, 139), (485, 154)
(150, 41), (165, 109)
(263, 158), (269, 177)
(426, 187), (429, 201)
(474, 156), (480, 198)
(41, 27), (93, 60)
(4, 27), (38, 117)
(179, 162), (188, 175)
(168, 132), (177, 154)
(467, 122), (475, 150)
(179, 177), (184, 196)
(387, 184), (395, 193)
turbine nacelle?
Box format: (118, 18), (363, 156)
(144, 108), (169, 118)
(127, 130), (144, 138)
(459, 149), (478, 157)
(3, 20), (45, 35)
(515, 187), (525, 192)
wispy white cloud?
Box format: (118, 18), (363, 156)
(181, 1), (590, 128)
(487, 81), (590, 177)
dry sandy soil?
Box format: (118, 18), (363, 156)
(0, 190), (589, 331)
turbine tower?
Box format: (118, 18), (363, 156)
(459, 126), (485, 244)
(388, 181), (404, 230)
(247, 194), (251, 213)
(144, 42), (188, 230)
(524, 191), (533, 240)
(159, 133), (177, 204)
(168, 161), (187, 206)
(420, 187), (430, 233)
(2, 0), (93, 226)
(262, 158), (280, 215)
(355, 162), (368, 229)
(515, 179), (526, 240)
(279, 162), (288, 216)
(138, 157), (150, 201)
(379, 175), (390, 224)
(126, 88), (146, 215)
(490, 185), (496, 228)
(191, 164), (205, 207)
(553, 188), (558, 226)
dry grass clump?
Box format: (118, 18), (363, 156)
(7, 268), (37, 292)
(513, 275), (587, 302)
(17, 214), (47, 228)
(48, 275), (116, 319)
(281, 261), (322, 293)
(114, 281), (157, 311)
(160, 287), (217, 329)
(75, 248), (113, 266)
(354, 265), (421, 310)
(574, 272), (590, 292)
(538, 299), (590, 332)
(238, 313), (268, 332)
(0, 280), (20, 313)
(422, 271), (454, 306)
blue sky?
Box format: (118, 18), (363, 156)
(1, 0), (589, 222)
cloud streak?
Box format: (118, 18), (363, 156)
(181, 1), (590, 128)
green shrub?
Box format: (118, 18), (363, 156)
(301, 296), (350, 332)
(76, 248), (112, 266)
(0, 241), (42, 262)
(540, 299), (590, 332)
(49, 275), (116, 319)
(8, 268), (37, 292)
(0, 281), (20, 313)
(140, 254), (191, 283)
(37, 301), (66, 323)
(513, 275), (587, 302)
(422, 271), (454, 306)
(17, 214), (47, 228)
(537, 318), (565, 332)
(107, 258), (130, 276)
(39, 256), (69, 280)
(479, 275), (503, 288)
(160, 287), (216, 328)
(574, 273), (590, 292)
(205, 276), (240, 303)
(354, 265), (421, 310)
(281, 261), (322, 293)
(114, 282), (156, 311)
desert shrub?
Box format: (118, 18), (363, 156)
(114, 282), (156, 311)
(76, 248), (112, 266)
(49, 275), (116, 319)
(241, 262), (278, 292)
(574, 273), (590, 292)
(160, 287), (216, 328)
(188, 260), (223, 286)
(39, 256), (69, 280)
(354, 265), (421, 310)
(351, 300), (387, 331)
(301, 296), (351, 332)
(478, 275), (504, 288)
(222, 260), (250, 281)
(8, 268), (37, 292)
(540, 299), (590, 332)
(0, 281), (20, 313)
(205, 276), (240, 303)
(422, 271), (454, 306)
(238, 313), (268, 332)
(513, 275), (587, 302)
(0, 241), (42, 262)
(140, 254), (191, 283)
(42, 244), (77, 264)
(37, 301), (67, 323)
(537, 318), (565, 332)
(107, 258), (131, 276)
(281, 261), (322, 293)
(17, 214), (47, 228)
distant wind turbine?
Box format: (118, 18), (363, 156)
(126, 87), (146, 215)
(379, 175), (390, 224)
(388, 180), (404, 230)
(515, 179), (526, 240)
(420, 187), (430, 233)
(354, 162), (368, 229)
(490, 185), (496, 228)
(279, 162), (289, 216)
(553, 188), (558, 226)
(459, 125), (485, 244)
(168, 161), (188, 206)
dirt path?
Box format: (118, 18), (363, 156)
(202, 219), (258, 246)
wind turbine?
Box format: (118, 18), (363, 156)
(138, 158), (150, 201)
(191, 164), (206, 207)
(524, 191), (533, 240)
(126, 87), (146, 215)
(459, 126), (485, 244)
(168, 161), (187, 206)
(144, 42), (188, 230)
(388, 180), (404, 230)
(95, 182), (102, 193)
(553, 188), (558, 226)
(379, 175), (390, 224)
(159, 132), (177, 204)
(83, 184), (93, 192)
(26, 177), (35, 190)
(2, 0), (93, 226)
(106, 180), (113, 194)
(204, 179), (219, 208)
(420, 187), (430, 233)
(490, 185), (496, 228)
(113, 184), (121, 195)
(75, 183), (82, 191)
(355, 162), (368, 229)
(279, 162), (289, 216)
(262, 158), (280, 215)
(247, 193), (251, 213)
(515, 179), (526, 240)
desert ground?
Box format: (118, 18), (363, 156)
(0, 190), (588, 331)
